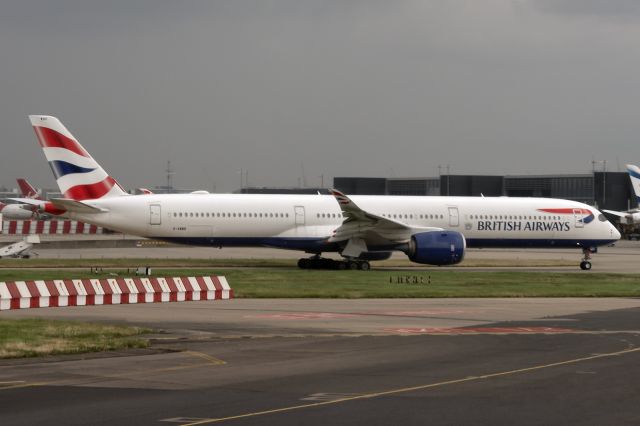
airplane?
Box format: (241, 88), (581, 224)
(0, 178), (43, 220)
(603, 164), (640, 226)
(15, 115), (620, 271)
(17, 178), (42, 200)
(0, 235), (39, 259)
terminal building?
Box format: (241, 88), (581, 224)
(334, 172), (635, 212)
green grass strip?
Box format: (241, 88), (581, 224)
(0, 318), (150, 359)
(1, 268), (639, 298)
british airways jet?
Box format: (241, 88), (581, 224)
(16, 115), (620, 270)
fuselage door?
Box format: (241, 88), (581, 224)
(448, 206), (459, 227)
(150, 204), (161, 225)
(294, 206), (305, 226)
(573, 208), (584, 228)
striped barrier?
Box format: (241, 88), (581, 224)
(1, 220), (111, 235)
(0, 276), (233, 311)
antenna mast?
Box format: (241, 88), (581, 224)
(166, 160), (175, 189)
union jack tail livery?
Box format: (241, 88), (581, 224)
(627, 164), (640, 204)
(29, 116), (128, 200)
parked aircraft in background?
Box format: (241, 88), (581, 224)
(0, 178), (42, 220)
(16, 115), (621, 270)
(603, 164), (640, 226)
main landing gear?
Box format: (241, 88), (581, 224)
(579, 247), (593, 270)
(297, 255), (370, 270)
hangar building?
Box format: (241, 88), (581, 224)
(334, 172), (634, 212)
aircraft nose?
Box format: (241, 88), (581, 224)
(611, 224), (621, 240)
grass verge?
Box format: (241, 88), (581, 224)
(0, 318), (150, 359)
(1, 268), (640, 297)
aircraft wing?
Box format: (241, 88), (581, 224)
(603, 209), (627, 218)
(328, 189), (442, 255)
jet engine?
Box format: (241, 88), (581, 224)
(624, 212), (640, 225)
(406, 231), (465, 265)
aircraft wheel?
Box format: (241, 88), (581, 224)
(348, 261), (359, 270)
(580, 261), (592, 270)
(359, 261), (370, 271)
(298, 258), (309, 269)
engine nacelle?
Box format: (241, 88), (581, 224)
(407, 231), (465, 265)
(625, 212), (640, 225)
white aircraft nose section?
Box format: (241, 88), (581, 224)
(612, 225), (621, 240)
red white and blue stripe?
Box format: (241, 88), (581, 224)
(538, 208), (595, 224)
(30, 115), (127, 201)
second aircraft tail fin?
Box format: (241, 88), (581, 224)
(17, 178), (41, 200)
(626, 164), (640, 205)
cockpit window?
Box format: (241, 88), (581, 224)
(598, 213), (607, 222)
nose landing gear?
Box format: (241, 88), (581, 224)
(579, 247), (593, 270)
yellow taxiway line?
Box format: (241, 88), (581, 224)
(183, 346), (640, 425)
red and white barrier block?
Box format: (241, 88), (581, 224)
(1, 219), (111, 235)
(0, 276), (233, 311)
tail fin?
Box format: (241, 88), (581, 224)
(626, 164), (640, 205)
(29, 115), (128, 200)
(16, 178), (41, 200)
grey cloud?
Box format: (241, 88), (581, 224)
(1, 1), (639, 193)
(530, 0), (640, 19)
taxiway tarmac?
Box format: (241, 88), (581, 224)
(2, 298), (640, 425)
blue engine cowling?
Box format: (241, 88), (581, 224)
(407, 231), (466, 265)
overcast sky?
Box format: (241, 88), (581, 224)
(1, 0), (640, 192)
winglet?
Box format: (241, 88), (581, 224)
(330, 189), (350, 205)
(329, 189), (363, 215)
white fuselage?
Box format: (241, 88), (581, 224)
(64, 193), (620, 252)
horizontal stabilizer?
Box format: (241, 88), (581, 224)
(50, 198), (108, 213)
(7, 198), (45, 207)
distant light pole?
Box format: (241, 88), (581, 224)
(446, 164), (451, 196)
(592, 160), (607, 207)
